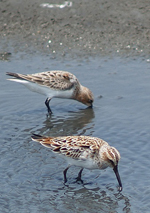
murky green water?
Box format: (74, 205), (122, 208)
(0, 51), (150, 212)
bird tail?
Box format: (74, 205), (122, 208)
(6, 72), (22, 79)
(6, 72), (34, 82)
(31, 133), (48, 141)
(6, 72), (31, 83)
(31, 133), (53, 149)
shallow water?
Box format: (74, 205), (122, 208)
(0, 51), (150, 212)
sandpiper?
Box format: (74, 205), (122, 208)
(31, 134), (122, 191)
(6, 71), (94, 114)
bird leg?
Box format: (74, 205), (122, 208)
(76, 168), (84, 183)
(45, 98), (52, 114)
(63, 166), (70, 183)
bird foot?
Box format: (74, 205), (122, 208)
(75, 176), (83, 184)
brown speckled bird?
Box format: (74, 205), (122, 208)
(6, 70), (94, 114)
(31, 134), (122, 191)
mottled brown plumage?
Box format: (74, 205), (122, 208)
(7, 71), (76, 90)
(31, 134), (122, 191)
(6, 70), (94, 114)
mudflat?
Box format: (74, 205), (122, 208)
(0, 0), (150, 56)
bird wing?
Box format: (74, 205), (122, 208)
(31, 135), (104, 160)
(6, 70), (78, 91)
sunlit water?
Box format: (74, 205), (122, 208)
(0, 51), (150, 212)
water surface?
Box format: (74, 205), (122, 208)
(0, 52), (150, 212)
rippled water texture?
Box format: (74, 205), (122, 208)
(1, 52), (150, 212)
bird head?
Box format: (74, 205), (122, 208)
(101, 146), (122, 192)
(76, 85), (94, 107)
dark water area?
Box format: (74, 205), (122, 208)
(0, 51), (150, 212)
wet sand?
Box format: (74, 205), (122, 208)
(1, 0), (150, 57)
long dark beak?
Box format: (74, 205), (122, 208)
(113, 165), (122, 192)
(87, 103), (93, 108)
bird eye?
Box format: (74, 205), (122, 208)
(88, 99), (93, 103)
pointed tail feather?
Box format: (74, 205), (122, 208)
(31, 133), (46, 141)
(6, 72), (37, 83)
(6, 72), (23, 79)
(6, 72), (29, 83)
(31, 133), (54, 149)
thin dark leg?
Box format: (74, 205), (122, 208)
(76, 168), (84, 183)
(63, 166), (70, 183)
(45, 98), (52, 114)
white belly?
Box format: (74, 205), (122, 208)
(65, 156), (99, 170)
(10, 79), (74, 99)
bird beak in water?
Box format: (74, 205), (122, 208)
(113, 165), (122, 192)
